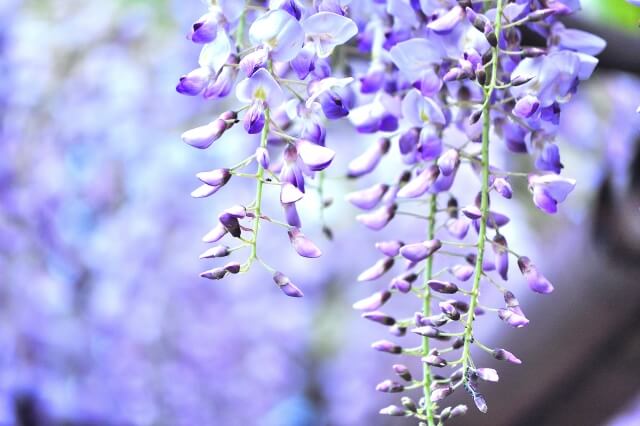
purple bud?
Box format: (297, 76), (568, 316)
(239, 48), (269, 77)
(438, 149), (460, 176)
(492, 234), (509, 281)
(318, 90), (350, 119)
(273, 272), (304, 297)
(397, 165), (440, 198)
(376, 380), (405, 393)
(451, 404), (468, 418)
(518, 256), (554, 294)
(379, 405), (407, 416)
(514, 95), (540, 119)
(415, 313), (448, 327)
(188, 13), (218, 43)
(296, 140), (335, 171)
(218, 212), (241, 238)
(347, 184), (389, 210)
(446, 218), (470, 240)
(290, 48), (315, 80)
(476, 368), (499, 382)
(283, 203), (302, 227)
(280, 183), (304, 204)
(181, 119), (227, 149)
(399, 239), (441, 262)
(347, 138), (390, 178)
(375, 240), (404, 257)
(390, 275), (414, 294)
(428, 6), (465, 34)
(399, 128), (419, 155)
(473, 394), (488, 413)
(244, 100), (266, 134)
(493, 177), (513, 199)
(196, 168), (231, 187)
(356, 204), (397, 230)
(353, 290), (392, 311)
(411, 326), (440, 338)
(177, 67), (211, 95)
(288, 228), (322, 258)
(392, 364), (413, 381)
(419, 132), (443, 160)
(362, 311), (396, 326)
(357, 257), (394, 282)
(191, 184), (223, 198)
(200, 267), (228, 280)
(371, 340), (402, 354)
(498, 309), (529, 328)
(439, 301), (461, 321)
(428, 279), (459, 294)
(450, 264), (474, 281)
(256, 147), (270, 169)
(424, 354), (448, 367)
(492, 348), (523, 364)
(401, 396), (417, 412)
(199, 245), (230, 259)
(461, 204), (482, 220)
(202, 223), (228, 243)
(431, 385), (453, 402)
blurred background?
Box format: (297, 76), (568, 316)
(0, 0), (639, 425)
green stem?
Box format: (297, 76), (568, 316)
(249, 108), (270, 263)
(461, 0), (504, 382)
(422, 194), (438, 426)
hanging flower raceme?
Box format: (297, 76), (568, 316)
(343, 0), (604, 424)
(177, 1), (358, 296)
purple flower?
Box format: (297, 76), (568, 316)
(181, 119), (227, 149)
(513, 95), (540, 118)
(375, 380), (405, 393)
(249, 10), (304, 62)
(375, 240), (404, 257)
(518, 256), (554, 294)
(301, 12), (358, 58)
(428, 280), (459, 294)
(188, 13), (219, 44)
(371, 340), (402, 354)
(288, 228), (322, 258)
(492, 348), (523, 365)
(528, 174), (576, 214)
(353, 290), (392, 311)
(396, 165), (440, 198)
(236, 68), (285, 109)
(402, 89), (446, 127)
(347, 138), (391, 178)
(346, 183), (389, 210)
(356, 204), (397, 230)
(176, 67), (211, 95)
(427, 6), (465, 34)
(357, 257), (394, 282)
(273, 272), (304, 297)
(296, 140), (336, 171)
(399, 239), (441, 262)
(362, 311), (396, 326)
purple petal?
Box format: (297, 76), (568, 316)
(288, 228), (322, 258)
(296, 140), (335, 171)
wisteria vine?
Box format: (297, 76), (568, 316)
(177, 0), (609, 423)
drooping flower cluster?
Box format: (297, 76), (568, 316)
(179, 0), (607, 423)
(342, 0), (604, 424)
(177, 0), (360, 296)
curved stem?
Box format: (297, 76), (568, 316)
(422, 194), (438, 426)
(461, 0), (505, 383)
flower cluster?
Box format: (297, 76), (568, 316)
(177, 0), (361, 297)
(179, 0), (608, 423)
(343, 0), (604, 424)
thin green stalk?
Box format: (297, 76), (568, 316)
(249, 108), (270, 262)
(422, 194), (438, 426)
(461, 0), (504, 381)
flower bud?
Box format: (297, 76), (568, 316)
(430, 385), (453, 402)
(411, 326), (440, 338)
(492, 348), (522, 364)
(375, 240), (404, 257)
(401, 396), (417, 412)
(347, 138), (390, 178)
(518, 256), (554, 294)
(475, 368), (499, 382)
(399, 239), (441, 262)
(428, 280), (459, 294)
(255, 147), (270, 170)
(376, 380), (404, 393)
(347, 183), (389, 210)
(181, 119), (227, 149)
(379, 405), (407, 416)
(439, 301), (460, 321)
(357, 257), (394, 282)
(362, 311), (396, 326)
(356, 204), (397, 230)
(188, 13), (218, 43)
(353, 290), (392, 311)
(273, 272), (304, 297)
(393, 364), (412, 381)
(371, 340), (402, 354)
(288, 228), (322, 258)
(177, 67), (211, 96)
(396, 165), (440, 198)
(196, 168), (231, 187)
(199, 245), (230, 259)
